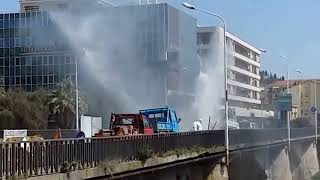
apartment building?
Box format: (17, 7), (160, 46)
(197, 26), (274, 123)
(264, 79), (320, 121)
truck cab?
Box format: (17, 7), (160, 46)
(139, 107), (180, 133)
(108, 113), (153, 136)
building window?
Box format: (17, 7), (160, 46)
(197, 32), (212, 45)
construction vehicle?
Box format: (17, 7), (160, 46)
(93, 113), (153, 137)
(139, 107), (181, 133)
(93, 107), (180, 137)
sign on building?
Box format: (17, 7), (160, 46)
(276, 94), (292, 111)
(3, 129), (27, 142)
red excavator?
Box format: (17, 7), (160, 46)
(93, 113), (154, 137)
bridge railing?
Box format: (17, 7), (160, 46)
(229, 128), (287, 149)
(0, 130), (224, 178)
(229, 128), (317, 150)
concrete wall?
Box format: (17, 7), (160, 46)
(230, 141), (320, 180)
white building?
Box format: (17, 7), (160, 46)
(19, 0), (113, 12)
(19, 0), (158, 12)
(197, 26), (273, 125)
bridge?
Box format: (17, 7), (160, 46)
(1, 128), (320, 180)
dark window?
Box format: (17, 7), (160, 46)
(197, 32), (212, 45)
(65, 56), (70, 64)
(15, 77), (20, 84)
(0, 58), (3, 66)
(26, 85), (31, 91)
(26, 76), (31, 84)
(70, 64), (76, 74)
(59, 56), (65, 64)
(65, 64), (70, 74)
(54, 65), (59, 74)
(54, 75), (59, 83)
(32, 76), (36, 84)
(4, 49), (9, 57)
(49, 56), (53, 64)
(43, 56), (47, 64)
(43, 76), (48, 84)
(25, 57), (31, 65)
(49, 75), (53, 83)
(31, 66), (36, 75)
(37, 76), (42, 84)
(49, 65), (54, 74)
(21, 66), (25, 75)
(0, 49), (4, 57)
(32, 57), (36, 65)
(36, 66), (42, 75)
(9, 48), (14, 56)
(43, 66), (48, 75)
(9, 58), (14, 66)
(0, 67), (3, 76)
(26, 66), (31, 75)
(4, 58), (9, 66)
(4, 67), (8, 76)
(21, 76), (26, 85)
(4, 77), (8, 85)
(15, 66), (20, 75)
(21, 57), (25, 65)
(37, 56), (42, 65)
(9, 67), (14, 76)
(15, 58), (20, 65)
(54, 56), (58, 65)
(59, 65), (64, 74)
(9, 77), (14, 85)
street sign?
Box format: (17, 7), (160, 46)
(3, 129), (27, 142)
(311, 106), (317, 113)
(276, 94), (292, 111)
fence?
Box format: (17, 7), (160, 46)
(0, 130), (224, 178)
(0, 128), (317, 178)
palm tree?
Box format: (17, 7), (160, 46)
(48, 78), (88, 129)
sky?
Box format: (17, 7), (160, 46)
(1, 0), (319, 79)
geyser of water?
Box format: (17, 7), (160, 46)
(194, 27), (225, 130)
(50, 8), (166, 126)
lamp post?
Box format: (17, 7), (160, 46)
(75, 57), (79, 130)
(279, 55), (291, 149)
(259, 49), (267, 128)
(314, 79), (318, 144)
(182, 2), (229, 164)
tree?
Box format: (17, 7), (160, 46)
(0, 89), (49, 129)
(48, 78), (88, 129)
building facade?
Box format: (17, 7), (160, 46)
(5, 2), (198, 129)
(0, 11), (76, 91)
(264, 79), (320, 122)
(19, 0), (112, 12)
(197, 26), (273, 125)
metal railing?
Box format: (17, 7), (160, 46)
(0, 130), (224, 178)
(0, 128), (318, 178)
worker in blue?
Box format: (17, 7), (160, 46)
(76, 131), (85, 138)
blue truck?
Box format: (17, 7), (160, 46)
(139, 107), (181, 133)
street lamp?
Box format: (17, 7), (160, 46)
(75, 57), (79, 130)
(280, 56), (290, 93)
(182, 2), (229, 164)
(314, 79), (318, 144)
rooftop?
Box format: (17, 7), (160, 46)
(266, 79), (320, 89)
